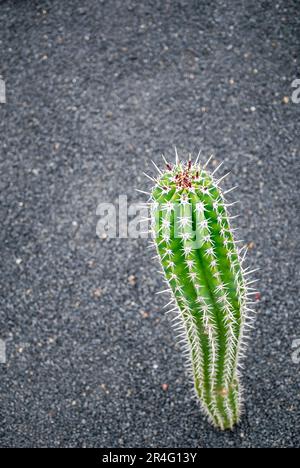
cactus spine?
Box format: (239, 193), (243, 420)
(148, 151), (256, 430)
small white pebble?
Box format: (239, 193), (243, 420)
(250, 106), (256, 112)
(16, 258), (22, 265)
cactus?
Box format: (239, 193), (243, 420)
(145, 150), (256, 430)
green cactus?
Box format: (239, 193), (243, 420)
(146, 150), (256, 430)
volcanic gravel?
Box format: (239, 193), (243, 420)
(0, 0), (299, 448)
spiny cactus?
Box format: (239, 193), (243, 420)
(144, 150), (257, 430)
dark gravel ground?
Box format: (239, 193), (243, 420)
(0, 0), (299, 448)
